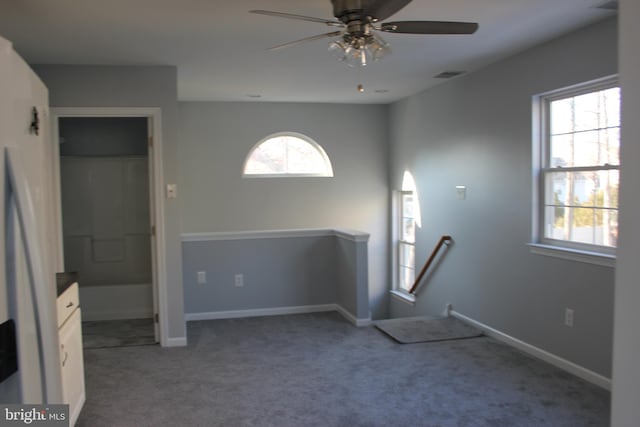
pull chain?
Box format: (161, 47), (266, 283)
(356, 64), (365, 93)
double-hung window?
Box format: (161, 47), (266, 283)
(398, 191), (416, 292)
(536, 78), (620, 256)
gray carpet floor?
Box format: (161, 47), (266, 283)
(77, 312), (610, 427)
(82, 318), (156, 349)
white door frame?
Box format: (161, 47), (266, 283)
(50, 107), (169, 346)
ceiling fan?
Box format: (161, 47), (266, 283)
(251, 0), (479, 69)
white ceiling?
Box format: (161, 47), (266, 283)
(0, 0), (616, 104)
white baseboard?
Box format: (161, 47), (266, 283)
(185, 303), (372, 327)
(334, 304), (372, 327)
(163, 337), (187, 347)
(185, 304), (336, 321)
(450, 310), (612, 390)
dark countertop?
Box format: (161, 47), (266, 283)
(56, 272), (78, 297)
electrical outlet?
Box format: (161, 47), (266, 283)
(564, 308), (574, 327)
(197, 271), (206, 285)
(234, 274), (244, 287)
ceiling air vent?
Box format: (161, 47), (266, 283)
(434, 71), (466, 79)
(597, 0), (618, 10)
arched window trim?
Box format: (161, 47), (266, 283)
(242, 131), (334, 178)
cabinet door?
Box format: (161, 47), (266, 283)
(59, 308), (85, 426)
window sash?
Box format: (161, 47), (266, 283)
(398, 241), (415, 292)
(537, 78), (620, 254)
(397, 190), (416, 292)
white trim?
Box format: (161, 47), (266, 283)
(390, 289), (416, 305)
(50, 107), (170, 347)
(450, 310), (612, 390)
(528, 243), (615, 267)
(185, 304), (336, 321)
(532, 76), (620, 258)
(185, 303), (372, 327)
(334, 304), (372, 327)
(164, 337), (188, 347)
(333, 228), (370, 243)
(181, 228), (370, 243)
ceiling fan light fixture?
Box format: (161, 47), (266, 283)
(343, 41), (367, 68)
(329, 33), (390, 68)
(365, 35), (391, 61)
(328, 40), (348, 62)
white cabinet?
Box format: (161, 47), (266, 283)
(57, 282), (85, 426)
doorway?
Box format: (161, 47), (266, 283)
(51, 108), (167, 347)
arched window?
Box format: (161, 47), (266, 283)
(243, 132), (333, 177)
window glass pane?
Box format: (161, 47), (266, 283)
(550, 129), (620, 168)
(549, 86), (620, 169)
(284, 136), (327, 174)
(399, 242), (415, 269)
(544, 205), (566, 240)
(401, 218), (415, 243)
(599, 127), (620, 166)
(402, 193), (414, 217)
(400, 192), (415, 243)
(244, 134), (333, 176)
(594, 170), (619, 209)
(399, 243), (415, 291)
(550, 98), (574, 135)
(245, 138), (286, 174)
(544, 206), (617, 247)
(545, 170), (619, 208)
(399, 267), (414, 292)
(603, 210), (618, 247)
(568, 207), (597, 245)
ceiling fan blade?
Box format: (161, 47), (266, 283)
(365, 0), (413, 21)
(250, 10), (343, 27)
(380, 21), (479, 34)
(268, 31), (343, 51)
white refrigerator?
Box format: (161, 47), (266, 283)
(0, 36), (64, 405)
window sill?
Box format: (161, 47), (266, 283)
(390, 290), (416, 305)
(528, 243), (615, 268)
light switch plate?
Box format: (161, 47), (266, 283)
(456, 185), (466, 200)
(197, 271), (206, 285)
(166, 184), (177, 199)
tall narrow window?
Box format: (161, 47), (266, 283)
(395, 171), (421, 294)
(243, 132), (333, 177)
(535, 78), (619, 255)
(398, 191), (416, 292)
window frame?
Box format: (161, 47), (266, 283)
(242, 131), (334, 178)
(532, 76), (619, 262)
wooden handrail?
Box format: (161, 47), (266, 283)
(409, 235), (452, 295)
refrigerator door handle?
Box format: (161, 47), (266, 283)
(5, 147), (63, 403)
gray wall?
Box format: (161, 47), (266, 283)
(388, 18), (617, 377)
(335, 234), (369, 319)
(34, 65), (185, 341)
(183, 232), (369, 321)
(183, 236), (337, 314)
(611, 1), (640, 424)
(178, 102), (389, 319)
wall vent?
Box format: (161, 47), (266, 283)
(434, 71), (466, 79)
